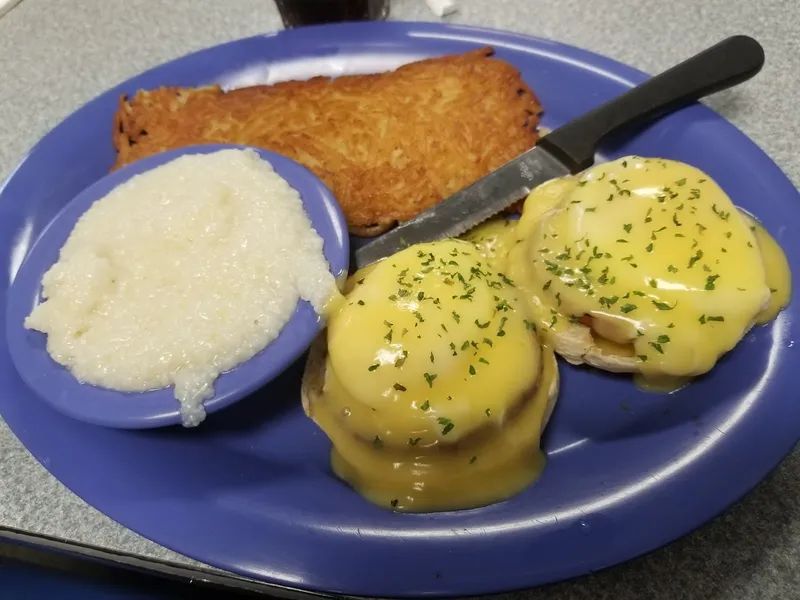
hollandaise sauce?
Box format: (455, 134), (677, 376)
(743, 212), (792, 325)
(305, 155), (791, 513)
(474, 155), (791, 390)
(306, 240), (559, 512)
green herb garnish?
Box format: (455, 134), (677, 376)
(437, 417), (454, 435)
(423, 373), (437, 388)
(688, 249), (703, 269)
(652, 300), (675, 310)
(394, 350), (408, 368)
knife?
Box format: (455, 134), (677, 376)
(353, 34), (765, 270)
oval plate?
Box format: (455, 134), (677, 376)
(0, 22), (798, 598)
(5, 144), (349, 429)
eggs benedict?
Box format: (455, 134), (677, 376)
(478, 155), (792, 389)
(301, 239), (559, 512)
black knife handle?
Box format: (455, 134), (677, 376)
(537, 35), (765, 173)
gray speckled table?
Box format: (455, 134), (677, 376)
(1, 0), (799, 598)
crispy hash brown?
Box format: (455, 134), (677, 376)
(113, 47), (541, 236)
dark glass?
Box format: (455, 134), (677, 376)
(274, 0), (389, 28)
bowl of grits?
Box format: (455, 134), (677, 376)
(5, 145), (349, 429)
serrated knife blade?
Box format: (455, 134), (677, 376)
(353, 146), (568, 270)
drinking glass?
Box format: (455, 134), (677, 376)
(274, 0), (390, 28)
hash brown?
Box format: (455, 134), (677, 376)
(113, 47), (541, 236)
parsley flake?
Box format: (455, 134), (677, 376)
(652, 300), (675, 311)
(688, 249), (704, 269)
(437, 417), (454, 435)
(394, 350), (408, 368)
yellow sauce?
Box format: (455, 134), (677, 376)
(307, 155), (792, 513)
(463, 217), (519, 262)
(322, 288), (347, 319)
(307, 239), (558, 512)
(483, 156), (791, 389)
(742, 212), (793, 325)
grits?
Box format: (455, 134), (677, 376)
(25, 149), (335, 427)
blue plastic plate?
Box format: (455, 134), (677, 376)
(0, 22), (797, 598)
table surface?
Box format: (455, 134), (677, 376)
(1, 0), (799, 598)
